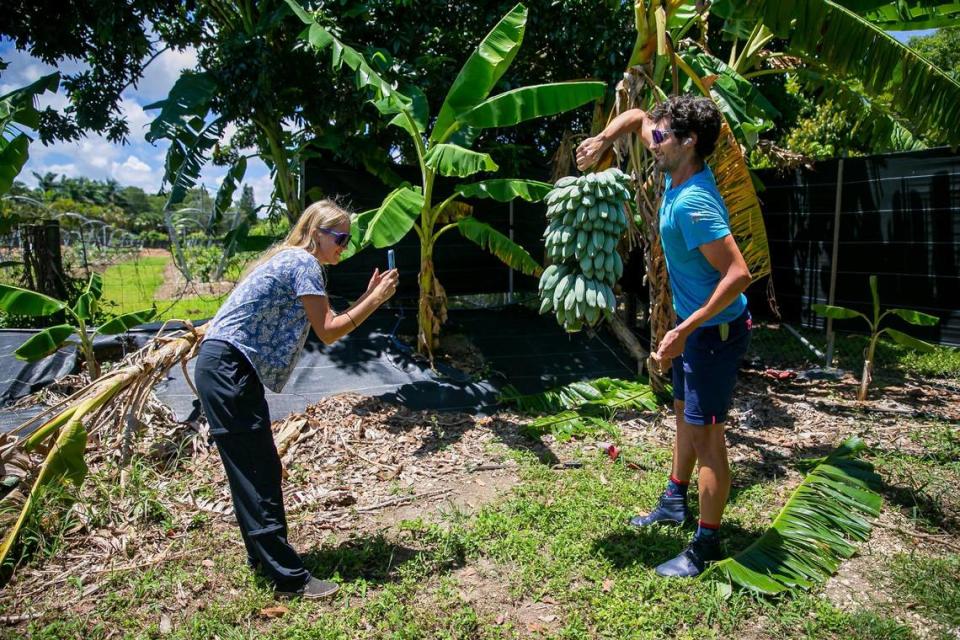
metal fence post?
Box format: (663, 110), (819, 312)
(825, 158), (844, 367)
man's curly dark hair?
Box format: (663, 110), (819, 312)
(649, 95), (722, 159)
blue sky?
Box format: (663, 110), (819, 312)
(1, 27), (940, 208)
(0, 38), (274, 207)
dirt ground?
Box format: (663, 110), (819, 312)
(0, 363), (958, 636)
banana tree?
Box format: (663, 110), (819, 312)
(593, 0), (960, 388)
(0, 273), (155, 378)
(0, 324), (205, 570)
(287, 1), (605, 357)
(814, 275), (939, 401)
(0, 71), (60, 219)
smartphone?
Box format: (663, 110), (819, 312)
(387, 249), (395, 271)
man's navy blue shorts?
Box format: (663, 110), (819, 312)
(671, 309), (751, 426)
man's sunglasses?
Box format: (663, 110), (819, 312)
(317, 227), (351, 248)
(651, 128), (675, 145)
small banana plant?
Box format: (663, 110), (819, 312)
(0, 273), (155, 379)
(813, 275), (939, 401)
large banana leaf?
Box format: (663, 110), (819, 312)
(884, 327), (937, 352)
(454, 178), (552, 203)
(0, 71), (60, 130)
(703, 437), (882, 595)
(458, 82), (606, 130)
(503, 377), (663, 440)
(0, 134), (29, 196)
(713, 0), (960, 147)
(836, 0), (960, 29)
(362, 187), (425, 248)
(812, 303), (869, 323)
(455, 216), (541, 276)
(679, 52), (779, 149)
(144, 72), (218, 142)
(888, 308), (940, 326)
(340, 207), (377, 260)
(501, 377), (662, 414)
(157, 115), (226, 210)
(708, 122), (772, 281)
(0, 283), (66, 317)
(286, 0), (412, 119)
(0, 72), (59, 196)
(0, 418), (88, 568)
(13, 324), (77, 361)
(96, 308), (157, 335)
(424, 143), (499, 178)
(430, 3), (527, 144)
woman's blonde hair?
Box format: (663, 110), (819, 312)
(239, 199), (351, 281)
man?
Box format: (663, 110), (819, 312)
(576, 95), (752, 578)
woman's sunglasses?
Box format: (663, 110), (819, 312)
(651, 128), (675, 145)
(317, 227), (351, 248)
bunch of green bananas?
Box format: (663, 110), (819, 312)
(538, 168), (633, 332)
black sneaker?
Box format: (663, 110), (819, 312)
(276, 577), (340, 600)
(628, 494), (690, 527)
(654, 539), (722, 578)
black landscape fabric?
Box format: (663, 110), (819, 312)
(0, 305), (636, 431)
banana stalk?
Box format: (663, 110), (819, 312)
(0, 324), (205, 570)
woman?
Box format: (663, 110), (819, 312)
(195, 200), (399, 599)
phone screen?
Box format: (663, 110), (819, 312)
(387, 249), (395, 270)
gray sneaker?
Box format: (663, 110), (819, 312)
(276, 577), (339, 600)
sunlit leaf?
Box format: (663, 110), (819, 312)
(703, 437), (882, 595)
(0, 283), (66, 316)
(431, 3), (527, 143)
(458, 82), (605, 130)
(13, 324), (76, 361)
(362, 187), (425, 248)
(454, 179), (552, 203)
(424, 143), (498, 178)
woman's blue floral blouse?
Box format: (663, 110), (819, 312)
(205, 248), (326, 392)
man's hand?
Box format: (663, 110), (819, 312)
(655, 326), (688, 363)
(575, 134), (609, 171)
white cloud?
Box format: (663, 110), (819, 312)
(112, 155), (156, 189)
(4, 39), (276, 211)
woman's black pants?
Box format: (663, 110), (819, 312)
(194, 339), (310, 591)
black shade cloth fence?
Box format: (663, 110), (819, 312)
(749, 147), (959, 346)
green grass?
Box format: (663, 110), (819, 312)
(98, 254), (229, 322)
(869, 443), (960, 533)
(886, 553), (960, 631)
(156, 293), (229, 322)
(13, 446), (925, 639)
(100, 256), (168, 314)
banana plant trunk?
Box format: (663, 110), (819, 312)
(416, 236), (447, 358)
(858, 335), (879, 401)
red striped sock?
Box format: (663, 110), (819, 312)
(695, 520), (721, 542)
